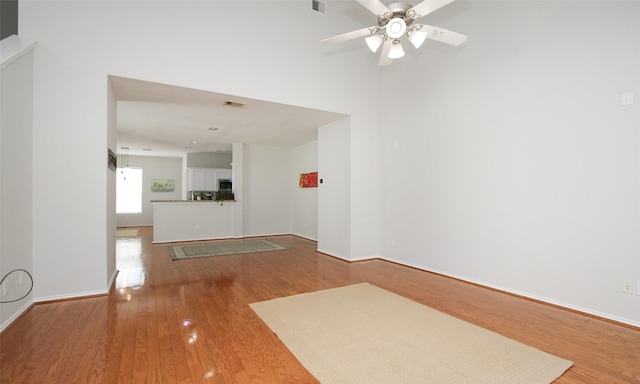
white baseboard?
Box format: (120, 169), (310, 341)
(0, 299), (34, 332)
(34, 288), (110, 303)
(349, 254), (378, 262)
(2, 273), (117, 332)
(382, 256), (640, 329)
(316, 248), (346, 260)
(316, 248), (378, 262)
(291, 233), (317, 242)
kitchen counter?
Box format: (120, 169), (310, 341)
(151, 200), (236, 243)
(150, 199), (236, 203)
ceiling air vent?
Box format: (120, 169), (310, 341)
(223, 100), (245, 108)
(312, 0), (326, 14)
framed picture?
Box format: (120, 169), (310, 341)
(299, 172), (318, 188)
(107, 149), (117, 171)
(151, 179), (174, 192)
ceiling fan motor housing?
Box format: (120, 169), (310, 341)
(378, 2), (416, 27)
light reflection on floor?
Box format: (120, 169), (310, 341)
(115, 237), (145, 289)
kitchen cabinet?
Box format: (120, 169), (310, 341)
(189, 169), (204, 191)
(204, 170), (217, 190)
(189, 168), (217, 191)
(217, 170), (232, 180)
(188, 168), (232, 191)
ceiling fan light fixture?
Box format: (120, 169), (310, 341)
(320, 0), (467, 66)
(365, 34), (384, 52)
(385, 18), (406, 39)
(388, 40), (405, 59)
(408, 29), (428, 49)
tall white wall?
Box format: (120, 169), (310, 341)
(19, 0), (380, 300)
(380, 1), (640, 326)
(291, 141), (318, 240)
(0, 36), (36, 330)
(116, 155), (183, 227)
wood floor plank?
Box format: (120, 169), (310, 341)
(159, 347), (178, 383)
(62, 300), (109, 383)
(39, 301), (93, 383)
(1, 227), (638, 383)
(117, 291), (140, 383)
(165, 286), (196, 384)
(145, 290), (162, 384)
(100, 294), (129, 384)
(132, 294), (150, 384)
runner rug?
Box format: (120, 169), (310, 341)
(169, 239), (287, 260)
(250, 283), (573, 384)
(116, 229), (138, 237)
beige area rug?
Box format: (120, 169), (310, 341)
(116, 229), (138, 237)
(250, 283), (573, 384)
(169, 239), (288, 260)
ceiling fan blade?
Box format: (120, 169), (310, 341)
(413, 24), (468, 46)
(378, 39), (393, 66)
(321, 26), (380, 45)
(407, 0), (456, 20)
(356, 0), (391, 17)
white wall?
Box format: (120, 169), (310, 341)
(291, 141), (318, 240)
(232, 143), (244, 238)
(116, 155), (183, 227)
(19, 0), (380, 300)
(187, 152), (232, 169)
(380, 1), (640, 326)
(0, 36), (36, 330)
(243, 145), (292, 237)
(106, 78), (117, 289)
(318, 118), (351, 259)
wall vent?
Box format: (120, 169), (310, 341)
(223, 100), (245, 108)
(312, 0), (326, 14)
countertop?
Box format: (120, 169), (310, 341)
(150, 200), (236, 203)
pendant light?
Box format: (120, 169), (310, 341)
(124, 147), (130, 168)
(120, 147), (130, 180)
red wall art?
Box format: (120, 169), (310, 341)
(299, 172), (318, 188)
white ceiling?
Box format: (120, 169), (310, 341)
(111, 76), (347, 157)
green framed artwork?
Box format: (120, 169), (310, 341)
(151, 179), (174, 192)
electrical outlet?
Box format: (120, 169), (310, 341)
(195, 224), (200, 230)
(621, 92), (633, 106)
(2, 282), (8, 297)
(19, 271), (23, 285)
(622, 280), (633, 294)
(637, 281), (640, 296)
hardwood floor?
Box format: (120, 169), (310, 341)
(1, 226), (639, 383)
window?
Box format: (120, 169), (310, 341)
(116, 168), (143, 214)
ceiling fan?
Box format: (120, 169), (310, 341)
(321, 0), (467, 65)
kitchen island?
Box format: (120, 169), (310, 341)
(151, 200), (236, 243)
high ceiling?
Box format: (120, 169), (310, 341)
(111, 76), (347, 157)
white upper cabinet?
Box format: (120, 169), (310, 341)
(188, 168), (232, 191)
(217, 170), (232, 180)
(189, 168), (206, 191)
(204, 170), (217, 190)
